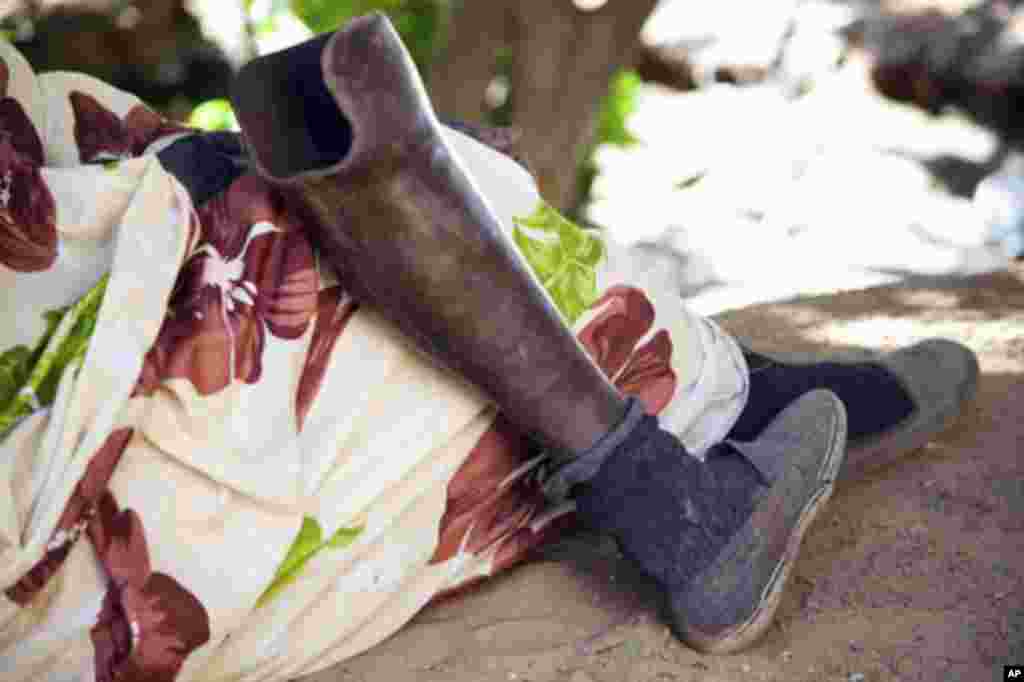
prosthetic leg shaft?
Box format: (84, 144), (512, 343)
(232, 13), (626, 456)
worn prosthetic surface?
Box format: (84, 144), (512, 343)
(0, 22), (752, 680)
(231, 12), (855, 658)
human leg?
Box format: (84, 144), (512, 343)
(230, 13), (848, 654)
(730, 339), (978, 481)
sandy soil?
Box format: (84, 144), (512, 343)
(307, 264), (1024, 682)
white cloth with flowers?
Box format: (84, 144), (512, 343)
(0, 42), (749, 682)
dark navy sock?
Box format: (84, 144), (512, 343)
(156, 131), (247, 206)
(574, 412), (762, 591)
(728, 348), (914, 443)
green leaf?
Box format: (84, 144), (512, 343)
(674, 170), (707, 191)
(512, 201), (605, 325)
(188, 99), (239, 132)
(327, 524), (363, 549)
(0, 345), (32, 410)
(33, 275), (107, 406)
(0, 274), (108, 439)
(274, 516), (324, 582)
(288, 0), (441, 73)
(257, 516), (323, 607)
(257, 516), (364, 607)
(596, 69), (641, 148)
(572, 68), (643, 216)
(290, 0), (374, 34)
(40, 307), (66, 343)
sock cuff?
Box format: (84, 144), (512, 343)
(543, 397), (648, 501)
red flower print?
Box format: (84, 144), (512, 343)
(139, 173), (318, 396)
(88, 492), (211, 682)
(430, 415), (543, 566)
(5, 429), (133, 606)
(0, 60), (43, 164)
(429, 412), (578, 603)
(0, 58), (57, 272)
(295, 286), (359, 431)
(70, 90), (187, 163)
(429, 285), (679, 591)
(489, 501), (576, 574)
(578, 285), (677, 414)
(612, 330), (675, 413)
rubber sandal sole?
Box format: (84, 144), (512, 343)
(678, 392), (848, 655)
(841, 343), (980, 483)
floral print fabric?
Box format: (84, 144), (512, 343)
(137, 173), (319, 397)
(0, 42), (749, 682)
(0, 58), (55, 272)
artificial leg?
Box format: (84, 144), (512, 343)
(230, 13), (848, 654)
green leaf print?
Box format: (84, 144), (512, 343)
(0, 274), (108, 438)
(187, 99), (239, 132)
(327, 524), (364, 549)
(257, 516), (364, 607)
(512, 200), (605, 325)
(0, 345), (32, 409)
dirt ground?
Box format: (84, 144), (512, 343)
(307, 264), (1024, 682)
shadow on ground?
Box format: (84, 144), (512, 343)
(305, 265), (1024, 682)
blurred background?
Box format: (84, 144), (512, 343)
(3, 6), (1021, 678)
(3, 0), (1024, 313)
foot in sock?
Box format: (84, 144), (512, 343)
(570, 390), (847, 654)
(729, 339), (978, 481)
(230, 15), (846, 655)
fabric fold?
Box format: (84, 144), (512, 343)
(0, 40), (751, 682)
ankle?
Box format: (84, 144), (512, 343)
(573, 422), (762, 592)
(731, 349), (914, 442)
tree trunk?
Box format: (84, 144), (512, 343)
(430, 0), (659, 211)
(427, 0), (515, 122)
